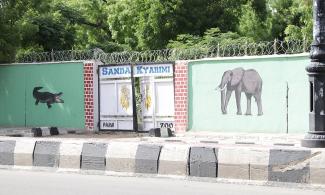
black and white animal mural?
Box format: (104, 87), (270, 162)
(216, 67), (263, 116)
(33, 87), (64, 109)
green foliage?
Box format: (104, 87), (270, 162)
(0, 0), (21, 63)
(238, 1), (270, 41)
(284, 0), (313, 42)
(0, 0), (315, 63)
(167, 28), (254, 49)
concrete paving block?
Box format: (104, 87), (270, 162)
(158, 144), (189, 175)
(59, 142), (83, 169)
(50, 127), (59, 135)
(135, 144), (162, 174)
(218, 164), (249, 179)
(81, 143), (108, 171)
(218, 147), (249, 179)
(189, 147), (218, 178)
(0, 140), (16, 165)
(249, 148), (270, 181)
(106, 142), (138, 172)
(33, 141), (60, 167)
(268, 149), (311, 183)
(14, 139), (36, 166)
(41, 127), (51, 137)
(310, 149), (325, 184)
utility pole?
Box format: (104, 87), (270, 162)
(302, 0), (325, 147)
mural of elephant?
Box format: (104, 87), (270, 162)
(216, 67), (263, 116)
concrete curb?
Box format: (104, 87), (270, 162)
(0, 127), (83, 137)
(33, 141), (60, 168)
(106, 142), (138, 172)
(158, 144), (189, 175)
(0, 140), (16, 166)
(1, 137), (324, 185)
(59, 141), (83, 170)
(81, 142), (108, 171)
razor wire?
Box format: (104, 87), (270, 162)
(16, 39), (312, 64)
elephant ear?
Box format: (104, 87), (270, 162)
(230, 67), (245, 86)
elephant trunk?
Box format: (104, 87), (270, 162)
(221, 89), (226, 114)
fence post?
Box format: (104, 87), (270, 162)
(71, 48), (75, 60)
(51, 49), (54, 62)
(245, 41), (248, 56)
(217, 43), (220, 57)
(273, 39), (277, 55)
(303, 36), (307, 53)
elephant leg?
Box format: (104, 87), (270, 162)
(224, 90), (232, 114)
(235, 90), (242, 115)
(255, 93), (263, 116)
(245, 94), (252, 115)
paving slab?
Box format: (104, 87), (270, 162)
(106, 142), (138, 172)
(158, 144), (189, 175)
(14, 139), (36, 166)
(189, 147), (218, 178)
(81, 143), (108, 171)
(59, 141), (83, 169)
(135, 144), (162, 174)
(33, 141), (60, 167)
(0, 140), (16, 165)
(268, 149), (311, 183)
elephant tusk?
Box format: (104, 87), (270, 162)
(216, 85), (227, 91)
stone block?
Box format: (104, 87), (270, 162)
(250, 165), (269, 181)
(81, 142), (107, 171)
(33, 141), (60, 167)
(310, 149), (325, 184)
(41, 127), (51, 137)
(189, 147), (217, 178)
(14, 139), (36, 166)
(249, 148), (270, 181)
(106, 142), (138, 172)
(158, 144), (189, 175)
(135, 144), (162, 174)
(218, 147), (249, 179)
(0, 140), (16, 165)
(50, 127), (59, 135)
(268, 149), (311, 183)
(218, 164), (249, 179)
(59, 141), (83, 169)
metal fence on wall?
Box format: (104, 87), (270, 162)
(16, 39), (311, 64)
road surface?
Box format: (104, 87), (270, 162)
(0, 169), (324, 195)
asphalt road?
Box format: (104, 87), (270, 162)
(0, 169), (324, 195)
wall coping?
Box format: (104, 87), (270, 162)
(188, 53), (309, 64)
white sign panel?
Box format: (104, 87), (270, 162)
(100, 65), (131, 79)
(100, 120), (116, 129)
(158, 121), (174, 129)
(100, 64), (173, 79)
(134, 64), (173, 77)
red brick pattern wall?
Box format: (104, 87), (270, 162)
(84, 62), (94, 130)
(174, 61), (188, 133)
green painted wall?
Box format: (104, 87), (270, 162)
(0, 62), (85, 128)
(188, 55), (309, 133)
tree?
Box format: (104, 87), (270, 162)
(238, 1), (270, 41)
(107, 0), (249, 50)
(0, 0), (26, 63)
(284, 0), (312, 42)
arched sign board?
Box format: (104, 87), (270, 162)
(99, 63), (174, 131)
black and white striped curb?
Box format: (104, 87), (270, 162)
(0, 127), (81, 137)
(0, 138), (324, 185)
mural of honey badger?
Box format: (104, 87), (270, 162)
(33, 87), (64, 109)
